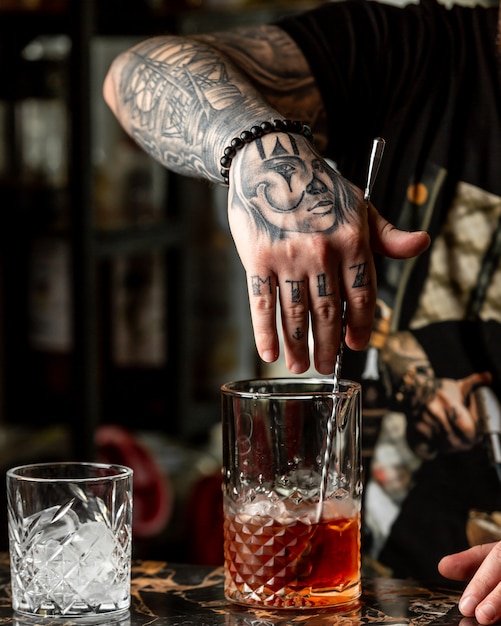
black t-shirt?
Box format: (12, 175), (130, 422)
(278, 0), (501, 197)
(277, 0), (501, 582)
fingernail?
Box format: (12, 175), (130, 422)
(290, 362), (305, 374)
(262, 350), (276, 363)
(459, 595), (477, 617)
(318, 363), (334, 375)
(477, 602), (497, 624)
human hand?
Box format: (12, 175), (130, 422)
(406, 372), (492, 458)
(228, 133), (430, 374)
(439, 542), (501, 625)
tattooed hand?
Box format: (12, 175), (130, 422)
(228, 133), (425, 374)
(407, 373), (493, 458)
(103, 29), (430, 374)
(382, 331), (493, 457)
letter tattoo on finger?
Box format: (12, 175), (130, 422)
(317, 273), (333, 297)
(286, 279), (304, 303)
(251, 274), (272, 295)
(349, 262), (371, 288)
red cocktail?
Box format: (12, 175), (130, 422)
(223, 497), (361, 608)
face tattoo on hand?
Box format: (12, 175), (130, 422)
(232, 133), (358, 240)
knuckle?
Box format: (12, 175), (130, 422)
(312, 300), (336, 324)
(254, 329), (276, 346)
(348, 289), (375, 312)
(341, 220), (367, 248)
(252, 294), (275, 315)
(284, 303), (309, 323)
(491, 543), (501, 564)
(344, 230), (364, 251)
(308, 235), (331, 261)
(281, 238), (301, 261)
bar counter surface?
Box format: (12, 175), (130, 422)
(0, 553), (475, 626)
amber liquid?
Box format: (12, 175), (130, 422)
(223, 500), (361, 609)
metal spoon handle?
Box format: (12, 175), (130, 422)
(332, 300), (347, 392)
(333, 138), (385, 388)
(364, 137), (386, 203)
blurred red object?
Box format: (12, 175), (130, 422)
(183, 473), (224, 565)
(95, 425), (173, 538)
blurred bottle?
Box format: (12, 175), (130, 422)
(26, 236), (73, 424)
(111, 252), (166, 369)
(19, 36), (72, 424)
(94, 136), (167, 230)
(17, 62), (68, 188)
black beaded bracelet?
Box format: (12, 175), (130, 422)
(219, 118), (314, 186)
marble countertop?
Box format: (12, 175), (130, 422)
(0, 555), (473, 626)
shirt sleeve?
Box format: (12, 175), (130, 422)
(274, 0), (449, 170)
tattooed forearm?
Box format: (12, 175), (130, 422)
(194, 27), (328, 150)
(381, 331), (438, 413)
(115, 36), (279, 183)
(106, 23), (328, 184)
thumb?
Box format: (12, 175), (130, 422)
(459, 371), (493, 398)
(368, 203), (431, 259)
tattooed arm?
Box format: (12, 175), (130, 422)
(103, 28), (327, 182)
(103, 26), (430, 373)
(381, 331), (492, 457)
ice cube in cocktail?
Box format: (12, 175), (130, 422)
(10, 501), (131, 616)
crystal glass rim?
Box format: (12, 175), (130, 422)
(6, 461), (133, 483)
(221, 377), (360, 399)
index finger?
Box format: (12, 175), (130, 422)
(439, 544), (497, 581)
(246, 268), (280, 364)
(456, 543), (501, 624)
(341, 242), (377, 351)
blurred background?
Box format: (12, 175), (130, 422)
(0, 0), (338, 565)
